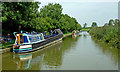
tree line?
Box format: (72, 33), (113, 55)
(89, 19), (120, 48)
(2, 2), (82, 37)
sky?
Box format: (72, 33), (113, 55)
(36, 0), (118, 27)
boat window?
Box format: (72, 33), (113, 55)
(40, 35), (42, 40)
(23, 36), (28, 43)
(29, 35), (41, 42)
(35, 37), (37, 41)
(33, 37), (36, 41)
(37, 36), (39, 40)
(28, 33), (46, 42)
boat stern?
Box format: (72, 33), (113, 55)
(13, 44), (32, 53)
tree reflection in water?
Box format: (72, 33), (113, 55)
(43, 36), (79, 69)
(91, 37), (118, 66)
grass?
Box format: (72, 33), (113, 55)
(0, 44), (2, 49)
(82, 28), (90, 31)
(2, 40), (14, 49)
(64, 32), (72, 35)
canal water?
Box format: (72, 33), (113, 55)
(2, 32), (118, 70)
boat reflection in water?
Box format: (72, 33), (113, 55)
(12, 41), (63, 70)
(13, 54), (33, 70)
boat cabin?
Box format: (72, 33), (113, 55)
(14, 32), (44, 45)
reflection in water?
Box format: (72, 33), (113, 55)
(72, 35), (76, 39)
(91, 36), (118, 65)
(83, 34), (87, 38)
(81, 32), (118, 65)
(43, 41), (63, 68)
(13, 54), (32, 70)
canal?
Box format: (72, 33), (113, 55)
(2, 32), (118, 70)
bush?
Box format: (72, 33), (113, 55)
(89, 23), (119, 48)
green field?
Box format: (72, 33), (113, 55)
(64, 32), (72, 35)
(82, 28), (91, 31)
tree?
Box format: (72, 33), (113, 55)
(40, 3), (62, 20)
(104, 23), (108, 27)
(2, 2), (82, 35)
(83, 23), (87, 28)
(39, 3), (82, 33)
(108, 19), (114, 26)
(114, 19), (119, 26)
(39, 3), (63, 29)
(91, 22), (98, 28)
(76, 24), (82, 30)
(2, 2), (41, 35)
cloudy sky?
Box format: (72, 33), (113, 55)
(36, 0), (119, 27)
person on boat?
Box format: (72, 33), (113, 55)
(6, 33), (12, 43)
(51, 30), (52, 36)
(45, 31), (47, 38)
(55, 31), (57, 35)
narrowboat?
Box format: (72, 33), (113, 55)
(13, 29), (63, 53)
(72, 30), (81, 38)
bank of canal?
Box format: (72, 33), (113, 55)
(2, 32), (118, 70)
